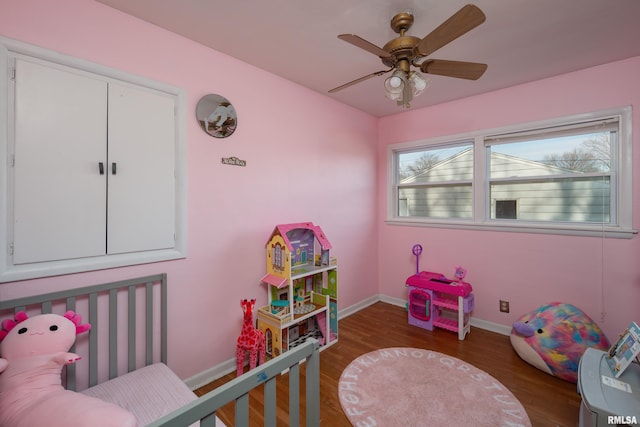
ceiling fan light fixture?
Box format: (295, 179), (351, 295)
(387, 75), (403, 89)
(385, 70), (429, 106)
(385, 88), (403, 101)
(384, 71), (406, 101)
(408, 71), (430, 97)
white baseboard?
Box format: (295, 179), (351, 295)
(185, 357), (237, 390)
(378, 294), (407, 308)
(186, 294), (512, 389)
(470, 317), (512, 336)
(338, 294), (380, 318)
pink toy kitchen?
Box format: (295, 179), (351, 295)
(406, 270), (475, 340)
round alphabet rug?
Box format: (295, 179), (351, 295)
(339, 348), (531, 427)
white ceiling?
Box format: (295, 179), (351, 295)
(96, 0), (640, 117)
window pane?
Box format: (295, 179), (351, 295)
(490, 132), (612, 178)
(487, 126), (614, 224)
(490, 177), (610, 223)
(399, 185), (472, 219)
(397, 143), (473, 219)
(399, 144), (472, 183)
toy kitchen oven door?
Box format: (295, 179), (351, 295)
(408, 288), (432, 329)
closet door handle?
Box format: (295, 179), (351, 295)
(98, 162), (104, 175)
(111, 162), (117, 175)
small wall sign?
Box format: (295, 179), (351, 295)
(221, 156), (246, 167)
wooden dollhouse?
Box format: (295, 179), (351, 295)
(257, 222), (338, 358)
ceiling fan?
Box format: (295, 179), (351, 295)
(329, 4), (488, 108)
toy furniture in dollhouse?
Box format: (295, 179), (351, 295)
(257, 222), (338, 358)
(406, 271), (474, 340)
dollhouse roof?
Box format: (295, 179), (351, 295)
(261, 273), (288, 288)
(268, 222), (332, 251)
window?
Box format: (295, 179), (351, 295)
(397, 143), (473, 219)
(486, 119), (616, 224)
(387, 107), (633, 237)
(273, 244), (284, 270)
(495, 200), (518, 219)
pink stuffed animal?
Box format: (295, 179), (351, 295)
(0, 311), (138, 427)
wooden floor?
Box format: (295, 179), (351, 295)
(196, 302), (581, 426)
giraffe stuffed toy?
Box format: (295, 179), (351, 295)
(236, 299), (266, 377)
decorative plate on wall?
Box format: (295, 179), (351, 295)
(196, 94), (237, 138)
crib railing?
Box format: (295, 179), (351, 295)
(146, 338), (321, 427)
(0, 273), (167, 391)
(0, 274), (321, 426)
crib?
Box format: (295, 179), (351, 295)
(0, 273), (320, 427)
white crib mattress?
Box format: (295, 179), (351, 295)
(81, 362), (226, 427)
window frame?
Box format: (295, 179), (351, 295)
(386, 107), (634, 238)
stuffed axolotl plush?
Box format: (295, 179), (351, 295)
(0, 311), (138, 427)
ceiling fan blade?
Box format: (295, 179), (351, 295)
(416, 4), (486, 57)
(338, 34), (391, 58)
(420, 59), (487, 80)
(328, 69), (392, 93)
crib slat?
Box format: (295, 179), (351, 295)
(88, 292), (98, 387)
(65, 296), (76, 312)
(65, 296), (77, 391)
(145, 281), (153, 365)
(160, 276), (167, 364)
(306, 343), (321, 427)
(109, 288), (118, 379)
(128, 285), (136, 372)
(264, 376), (276, 427)
(200, 412), (219, 427)
(289, 362), (300, 426)
(235, 393), (250, 426)
(41, 300), (52, 314)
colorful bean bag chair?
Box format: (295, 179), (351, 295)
(510, 302), (610, 383)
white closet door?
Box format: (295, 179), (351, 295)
(13, 58), (107, 264)
(107, 83), (176, 254)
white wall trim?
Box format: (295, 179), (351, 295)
(338, 294), (380, 318)
(185, 357), (238, 390)
(185, 294), (513, 390)
(470, 317), (512, 336)
(378, 294), (408, 308)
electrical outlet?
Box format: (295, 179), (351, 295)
(499, 300), (510, 313)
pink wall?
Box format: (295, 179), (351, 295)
(2, 0), (638, 383)
(378, 56), (640, 341)
(0, 0), (379, 379)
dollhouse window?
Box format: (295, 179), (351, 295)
(273, 244), (284, 269)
